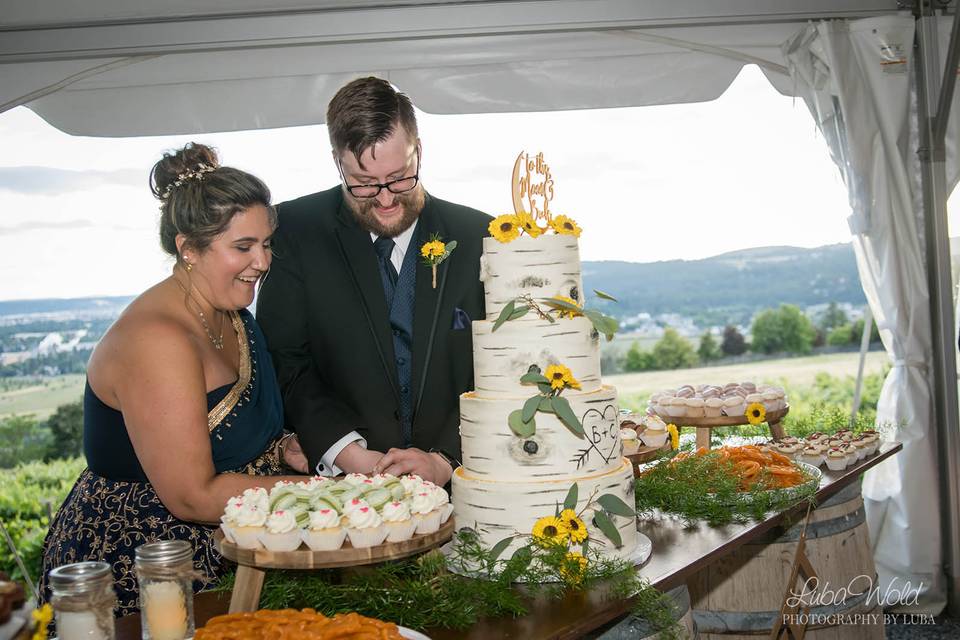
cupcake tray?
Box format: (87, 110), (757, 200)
(651, 405), (790, 451)
(214, 519), (454, 613)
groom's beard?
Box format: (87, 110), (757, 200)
(346, 186), (425, 238)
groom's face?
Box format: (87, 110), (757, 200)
(337, 128), (425, 238)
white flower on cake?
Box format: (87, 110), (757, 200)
(307, 508), (341, 531)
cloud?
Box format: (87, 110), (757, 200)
(0, 219), (94, 235)
(0, 166), (142, 195)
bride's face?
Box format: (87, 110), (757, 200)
(189, 204), (273, 311)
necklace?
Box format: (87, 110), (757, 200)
(174, 278), (226, 350)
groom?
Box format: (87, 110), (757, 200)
(257, 77), (491, 486)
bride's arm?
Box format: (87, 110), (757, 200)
(112, 319), (301, 525)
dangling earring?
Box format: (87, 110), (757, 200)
(185, 262), (193, 272)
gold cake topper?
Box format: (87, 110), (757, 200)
(512, 151), (555, 224)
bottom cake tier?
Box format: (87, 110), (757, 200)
(451, 458), (639, 563)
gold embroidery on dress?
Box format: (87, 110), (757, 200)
(207, 311), (250, 432)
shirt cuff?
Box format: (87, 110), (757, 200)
(315, 431), (366, 476)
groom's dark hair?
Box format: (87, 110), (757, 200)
(326, 77), (418, 169)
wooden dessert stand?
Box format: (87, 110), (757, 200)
(215, 519), (455, 613)
(653, 405), (790, 451)
(625, 442), (672, 476)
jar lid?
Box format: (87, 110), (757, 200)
(48, 561), (112, 593)
(135, 540), (193, 566)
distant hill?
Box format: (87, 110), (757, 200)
(582, 243), (865, 326)
(0, 296), (134, 318)
(0, 244), (865, 328)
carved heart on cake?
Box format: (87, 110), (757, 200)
(576, 404), (620, 467)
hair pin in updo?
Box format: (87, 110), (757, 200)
(160, 163), (217, 200)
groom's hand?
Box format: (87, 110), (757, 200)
(374, 447), (453, 486)
(334, 442), (385, 475)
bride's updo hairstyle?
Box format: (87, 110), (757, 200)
(150, 142), (276, 259)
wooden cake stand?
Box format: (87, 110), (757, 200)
(215, 519), (455, 613)
(653, 405), (790, 451)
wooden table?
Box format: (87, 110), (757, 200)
(116, 442), (902, 640)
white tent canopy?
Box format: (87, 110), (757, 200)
(2, 0), (897, 135)
(4, 0), (959, 618)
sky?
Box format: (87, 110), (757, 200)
(0, 64), (933, 301)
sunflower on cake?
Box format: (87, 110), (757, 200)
(451, 151), (639, 567)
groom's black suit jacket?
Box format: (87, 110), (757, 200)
(257, 186), (491, 470)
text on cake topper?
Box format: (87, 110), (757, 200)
(512, 151), (555, 223)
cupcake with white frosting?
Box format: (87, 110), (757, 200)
(232, 501), (268, 549)
(411, 490), (442, 534)
(721, 395), (746, 417)
(301, 508), (347, 551)
(259, 509), (304, 551)
(640, 416), (668, 448)
(859, 432), (879, 456)
(662, 396), (686, 418)
(429, 484), (454, 524)
(704, 397), (723, 418)
(381, 500), (418, 542)
(343, 472), (370, 486)
(399, 474), (426, 496)
(620, 427), (640, 455)
(220, 496), (245, 543)
(684, 397), (705, 418)
(344, 505), (387, 548)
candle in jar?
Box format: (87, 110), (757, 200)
(57, 610), (109, 640)
(143, 580), (188, 639)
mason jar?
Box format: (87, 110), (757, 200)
(134, 540), (195, 640)
(48, 561), (116, 640)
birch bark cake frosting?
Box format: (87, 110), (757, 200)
(451, 168), (638, 563)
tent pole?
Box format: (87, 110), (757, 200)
(916, 9), (960, 618)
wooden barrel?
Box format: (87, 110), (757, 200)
(590, 584), (699, 639)
(688, 481), (884, 639)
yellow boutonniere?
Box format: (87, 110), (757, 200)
(745, 402), (766, 426)
(420, 234), (456, 289)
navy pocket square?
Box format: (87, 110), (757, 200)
(452, 307), (471, 330)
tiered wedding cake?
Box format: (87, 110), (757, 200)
(451, 230), (639, 562)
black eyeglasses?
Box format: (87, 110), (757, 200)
(338, 148), (420, 199)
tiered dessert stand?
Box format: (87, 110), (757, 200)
(214, 520), (455, 612)
(653, 405), (790, 451)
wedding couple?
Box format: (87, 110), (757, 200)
(39, 77), (492, 615)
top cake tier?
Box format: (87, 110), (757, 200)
(480, 235), (584, 321)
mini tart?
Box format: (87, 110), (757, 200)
(826, 448), (848, 471)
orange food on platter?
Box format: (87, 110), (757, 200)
(194, 608), (406, 639)
(670, 445), (809, 491)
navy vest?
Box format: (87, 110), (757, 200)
(375, 232), (418, 445)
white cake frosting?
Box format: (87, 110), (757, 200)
(480, 235), (585, 320)
(471, 315), (602, 397)
(453, 232), (638, 563)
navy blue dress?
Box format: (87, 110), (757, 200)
(39, 309), (285, 616)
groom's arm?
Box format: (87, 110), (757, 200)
(256, 215), (368, 473)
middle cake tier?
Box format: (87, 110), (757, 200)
(472, 315), (602, 398)
(459, 385), (622, 480)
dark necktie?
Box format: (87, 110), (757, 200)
(373, 236), (399, 287)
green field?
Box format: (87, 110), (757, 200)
(0, 374), (85, 419)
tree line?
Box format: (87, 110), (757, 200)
(620, 302), (880, 373)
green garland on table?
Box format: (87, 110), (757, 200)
(634, 450), (819, 528)
(214, 529), (684, 638)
